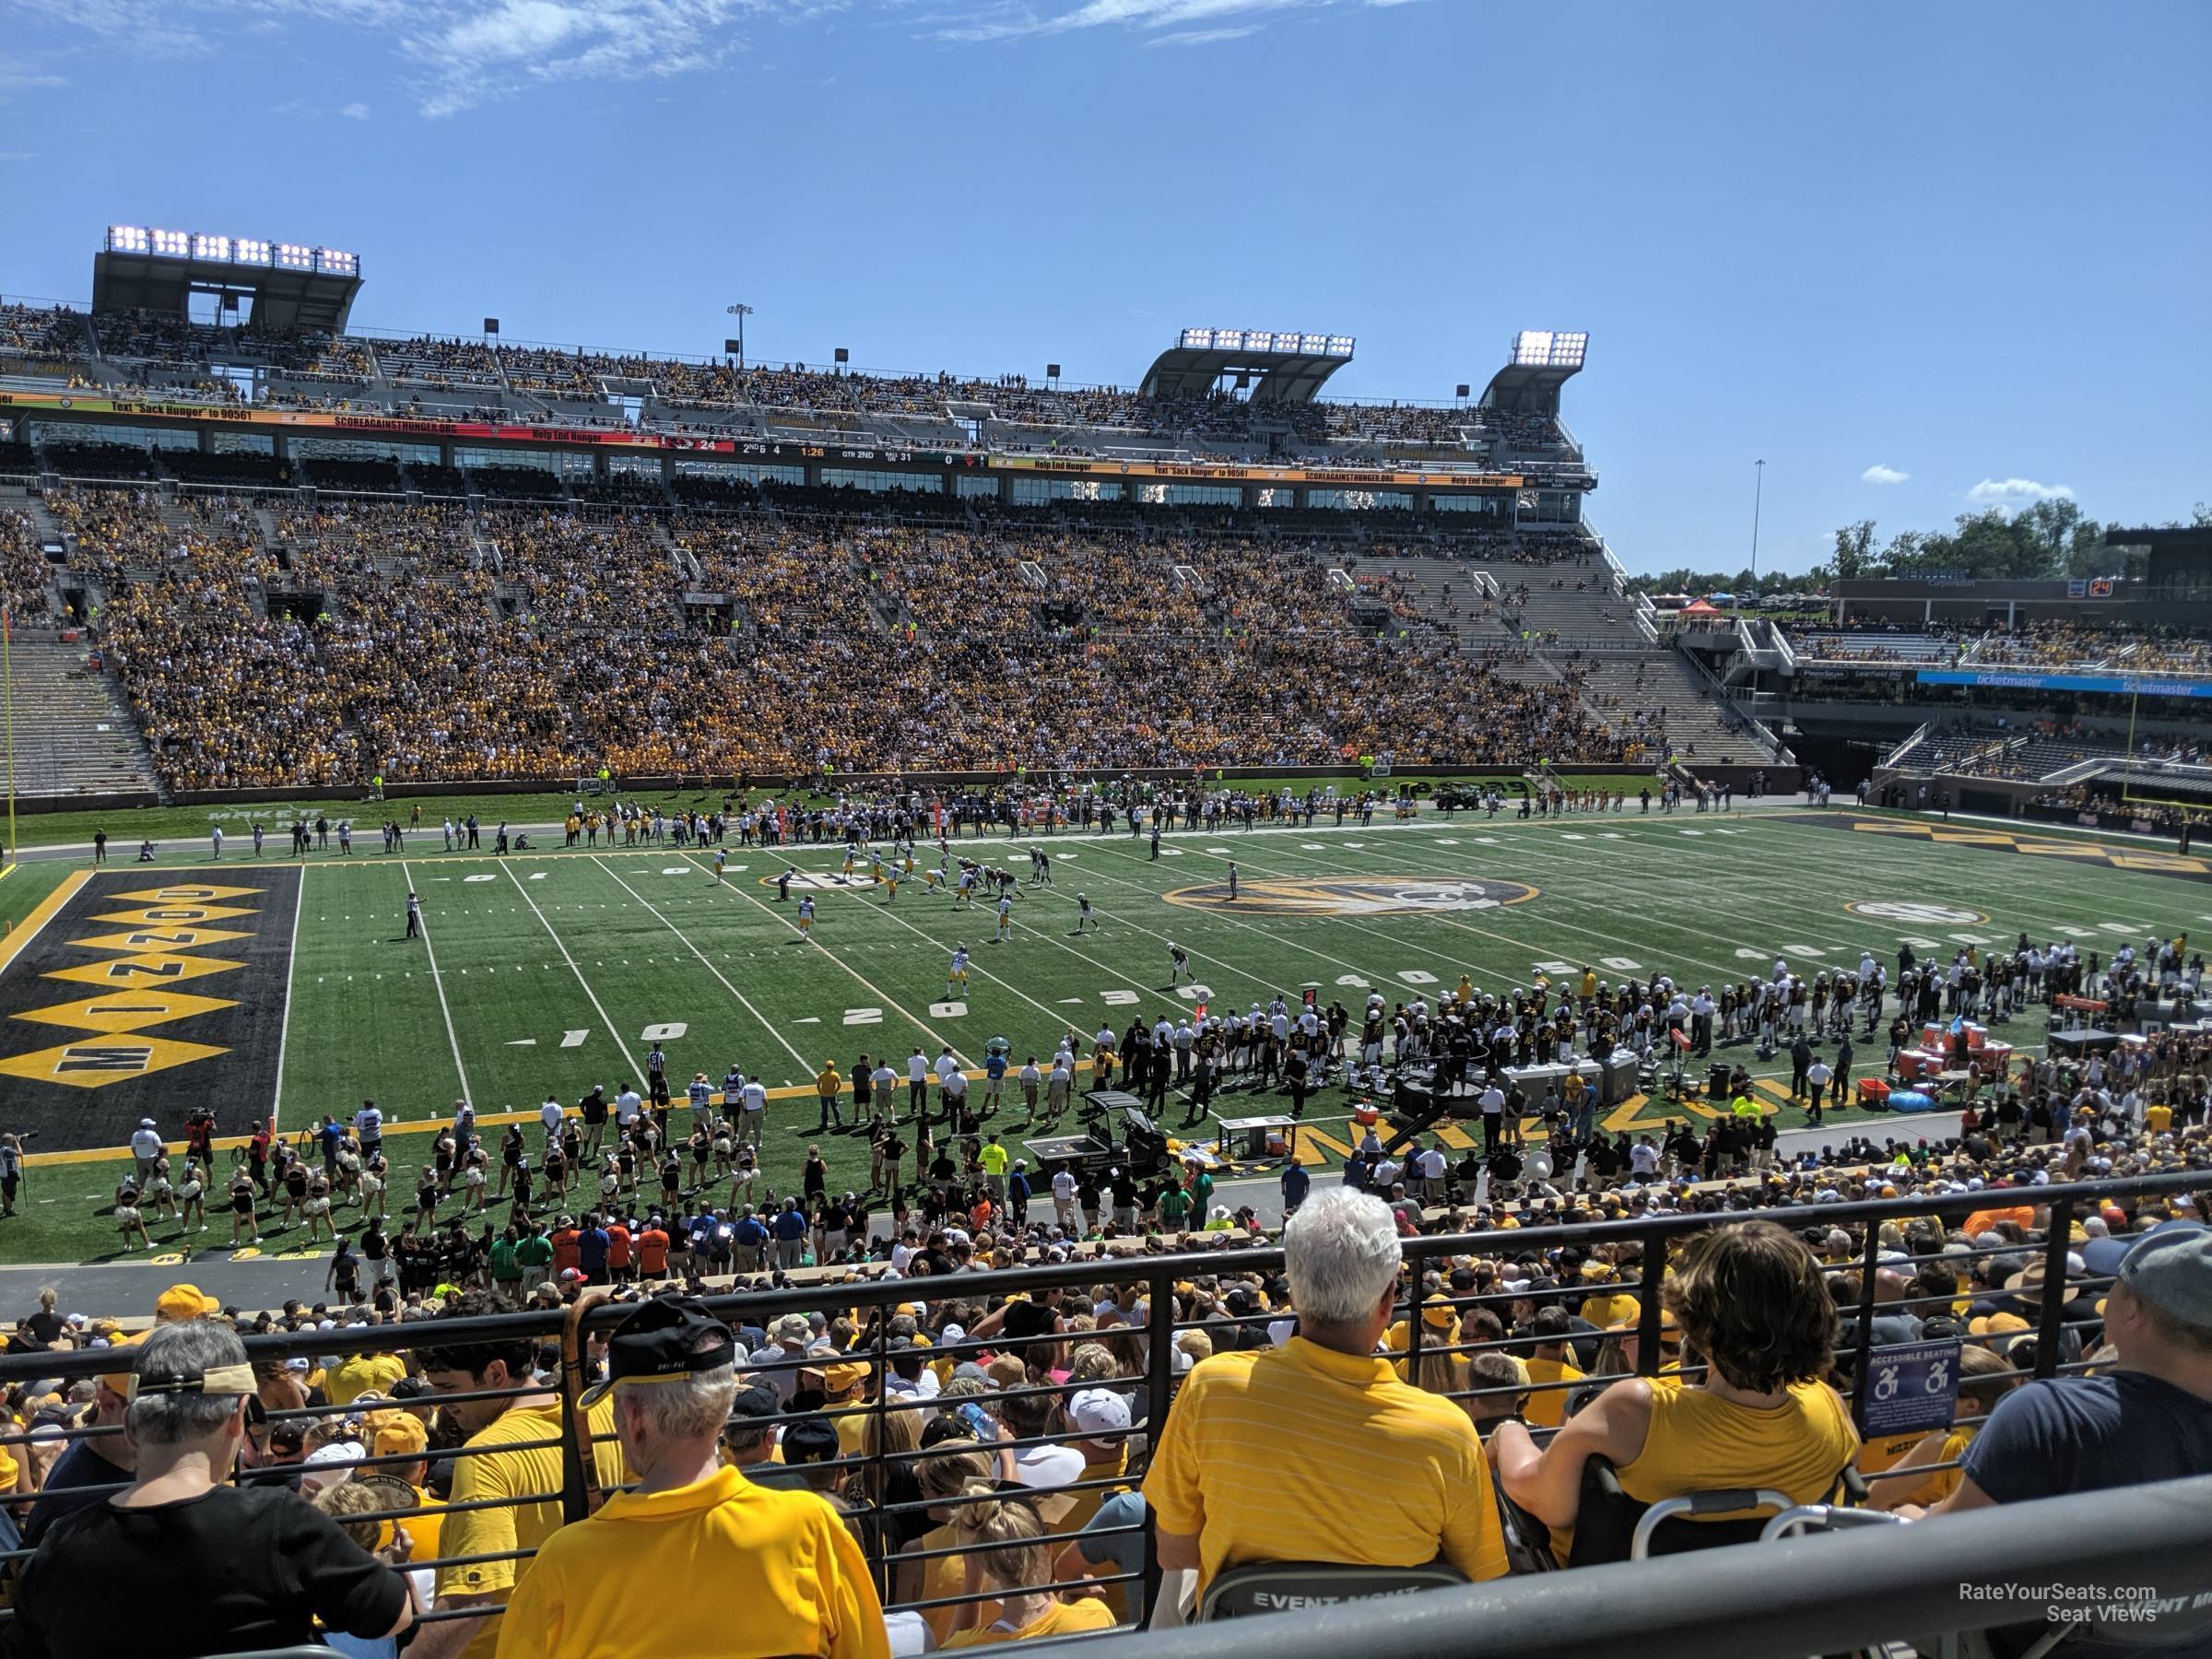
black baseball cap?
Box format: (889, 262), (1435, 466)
(780, 1415), (842, 1465)
(578, 1297), (735, 1407)
(725, 1381), (781, 1426)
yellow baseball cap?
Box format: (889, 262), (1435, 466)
(155, 1284), (220, 1323)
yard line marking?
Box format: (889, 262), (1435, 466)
(401, 860), (474, 1106)
(270, 865), (307, 1135)
(672, 855), (973, 1065)
(496, 862), (635, 1072)
(0, 868), (89, 974)
(1001, 849), (1292, 1000)
(589, 857), (811, 1070)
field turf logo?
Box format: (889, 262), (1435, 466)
(1844, 900), (1990, 925)
(0, 884), (264, 1089)
(1163, 877), (1538, 917)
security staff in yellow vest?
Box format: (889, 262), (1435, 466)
(496, 1298), (888, 1659)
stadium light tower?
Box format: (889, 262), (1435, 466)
(725, 302), (753, 370)
(1750, 458), (1766, 582)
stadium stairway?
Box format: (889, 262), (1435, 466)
(1472, 563), (1642, 646)
(4, 633), (165, 800)
(1350, 554), (1544, 668)
(1574, 648), (1771, 767)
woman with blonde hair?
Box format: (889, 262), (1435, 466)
(943, 1485), (1116, 1646)
(896, 1443), (995, 1642)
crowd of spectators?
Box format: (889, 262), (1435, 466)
(0, 507), (54, 625)
(0, 302), (89, 364)
(1971, 618), (2212, 674)
(5, 300), (1586, 473)
(3, 1018), (2206, 1653)
(53, 491), (1640, 789)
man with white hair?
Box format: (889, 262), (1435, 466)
(1144, 1186), (1508, 1594)
(12, 1320), (412, 1657)
(496, 1298), (888, 1659)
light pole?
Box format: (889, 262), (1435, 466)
(725, 302), (752, 371)
(1750, 458), (1765, 585)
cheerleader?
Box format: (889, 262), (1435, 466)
(177, 1158), (207, 1231)
(303, 1175), (336, 1243)
(113, 1180), (152, 1252)
(145, 1157), (180, 1226)
(359, 1149), (388, 1220)
(228, 1168), (260, 1246)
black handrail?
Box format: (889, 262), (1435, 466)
(1074, 1475), (2212, 1659)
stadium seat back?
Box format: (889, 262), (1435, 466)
(1564, 1457), (1799, 1565)
(1197, 1559), (1469, 1620)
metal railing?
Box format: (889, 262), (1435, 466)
(1081, 1474), (2212, 1659)
(1, 1168), (2203, 1643)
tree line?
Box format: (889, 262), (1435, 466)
(1634, 500), (2208, 594)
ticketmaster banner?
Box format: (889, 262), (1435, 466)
(1915, 668), (2212, 700)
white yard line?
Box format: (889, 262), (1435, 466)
(400, 861), (474, 1105)
(589, 857), (814, 1071)
(269, 865), (307, 1133)
(676, 856), (977, 1067)
(497, 861), (641, 1074)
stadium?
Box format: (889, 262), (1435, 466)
(0, 199), (2207, 1659)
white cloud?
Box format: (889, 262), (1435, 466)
(1860, 464), (1909, 485)
(6, 0), (1404, 114)
(932, 0), (1391, 44)
(1968, 477), (2073, 503)
(1146, 23), (1258, 43)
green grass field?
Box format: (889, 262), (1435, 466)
(6, 804), (2202, 1265)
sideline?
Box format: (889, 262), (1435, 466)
(0, 867), (89, 974)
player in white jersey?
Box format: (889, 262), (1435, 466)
(712, 846), (728, 884)
(796, 895), (817, 938)
(947, 946), (971, 999)
(994, 891), (1017, 944)
(955, 866), (977, 908)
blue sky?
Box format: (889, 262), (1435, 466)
(1, 0), (2206, 573)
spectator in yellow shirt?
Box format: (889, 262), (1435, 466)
(409, 1293), (629, 1659)
(324, 1345), (407, 1406)
(1144, 1187), (1509, 1592)
(497, 1297), (888, 1659)
(1491, 1221), (1858, 1543)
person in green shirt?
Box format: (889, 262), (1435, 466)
(1187, 1164), (1214, 1218)
(488, 1226), (523, 1302)
(1157, 1182), (1191, 1234)
(512, 1223), (554, 1300)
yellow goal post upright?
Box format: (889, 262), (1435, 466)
(2117, 681), (2211, 854)
(1, 605), (16, 880)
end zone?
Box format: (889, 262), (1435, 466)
(0, 869), (302, 1152)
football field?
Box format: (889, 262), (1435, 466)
(2, 805), (2207, 1264)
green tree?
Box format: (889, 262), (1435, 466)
(1831, 519), (1876, 581)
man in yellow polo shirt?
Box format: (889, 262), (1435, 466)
(325, 1339), (408, 1406)
(1145, 1186), (1509, 1592)
(409, 1291), (629, 1659)
(496, 1297), (888, 1659)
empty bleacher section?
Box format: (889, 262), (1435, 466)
(0, 637), (163, 799)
